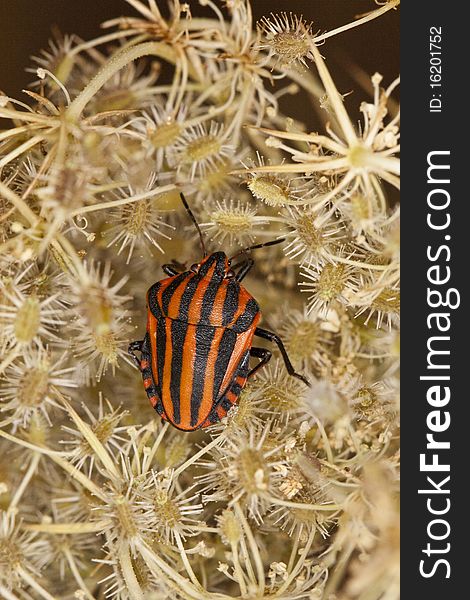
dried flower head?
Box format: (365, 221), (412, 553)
(300, 262), (357, 315)
(0, 277), (66, 351)
(200, 198), (268, 246)
(0, 346), (75, 429)
(199, 422), (290, 523)
(133, 102), (187, 170)
(275, 307), (332, 368)
(105, 177), (174, 264)
(64, 262), (133, 381)
(249, 360), (308, 417)
(281, 206), (345, 267)
(354, 276), (400, 329)
(172, 122), (234, 180)
(0, 511), (52, 591)
(28, 32), (77, 90)
(243, 154), (310, 207)
(139, 469), (203, 544)
(258, 13), (314, 67)
(61, 396), (130, 474)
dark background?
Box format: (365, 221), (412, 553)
(1, 0), (399, 106)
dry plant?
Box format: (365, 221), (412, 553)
(0, 1), (400, 598)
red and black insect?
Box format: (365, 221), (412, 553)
(129, 193), (309, 431)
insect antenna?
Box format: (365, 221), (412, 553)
(230, 237), (285, 261)
(180, 192), (207, 257)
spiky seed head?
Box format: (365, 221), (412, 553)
(258, 13), (314, 67)
(150, 121), (182, 148)
(247, 173), (291, 206)
(14, 297), (40, 343)
(217, 509), (242, 545)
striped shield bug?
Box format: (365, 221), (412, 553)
(129, 193), (309, 431)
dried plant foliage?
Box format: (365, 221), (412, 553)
(0, 1), (400, 598)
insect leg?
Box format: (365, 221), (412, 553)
(128, 340), (143, 369)
(254, 327), (310, 386)
(162, 264), (180, 276)
(248, 346), (272, 378)
(234, 259), (255, 282)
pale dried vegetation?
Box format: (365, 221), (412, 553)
(0, 1), (400, 598)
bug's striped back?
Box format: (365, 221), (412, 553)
(147, 315), (258, 429)
(145, 252), (261, 430)
(147, 253), (260, 332)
